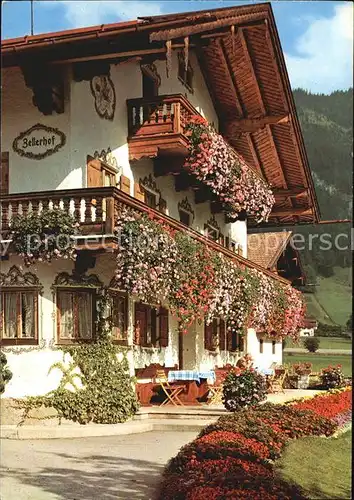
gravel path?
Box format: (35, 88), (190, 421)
(0, 431), (198, 500)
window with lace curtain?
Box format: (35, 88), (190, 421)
(0, 290), (38, 345)
(56, 288), (95, 343)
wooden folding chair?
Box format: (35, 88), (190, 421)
(268, 368), (288, 394)
(155, 370), (185, 406)
(207, 371), (227, 405)
(208, 385), (223, 405)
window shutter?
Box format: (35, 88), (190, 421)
(120, 175), (131, 195)
(87, 156), (103, 187)
(134, 303), (147, 345)
(239, 334), (245, 352)
(134, 182), (145, 202)
(204, 321), (213, 350)
(159, 198), (167, 214)
(159, 307), (169, 347)
(227, 325), (233, 351)
(219, 319), (226, 351)
(0, 152), (9, 195)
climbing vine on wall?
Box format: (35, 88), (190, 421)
(21, 291), (139, 424)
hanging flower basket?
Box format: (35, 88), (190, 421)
(184, 116), (275, 222)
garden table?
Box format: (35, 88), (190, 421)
(167, 370), (216, 404)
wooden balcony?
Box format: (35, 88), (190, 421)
(127, 94), (197, 161)
(0, 186), (289, 285)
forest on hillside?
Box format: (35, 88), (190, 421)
(292, 89), (352, 325)
(293, 88), (352, 279)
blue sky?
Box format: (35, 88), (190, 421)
(2, 1), (353, 94)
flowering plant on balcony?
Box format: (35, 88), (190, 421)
(11, 207), (77, 266)
(114, 209), (305, 338)
(114, 209), (177, 304)
(184, 116), (275, 222)
(169, 232), (217, 332)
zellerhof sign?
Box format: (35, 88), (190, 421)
(13, 123), (66, 160)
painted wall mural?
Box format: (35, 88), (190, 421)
(12, 124), (66, 160)
(90, 75), (116, 120)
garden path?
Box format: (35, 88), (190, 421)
(0, 431), (198, 500)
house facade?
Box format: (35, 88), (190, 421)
(1, 4), (319, 399)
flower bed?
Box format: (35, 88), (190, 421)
(114, 209), (305, 338)
(290, 387), (351, 421)
(159, 389), (352, 499)
(184, 116), (275, 222)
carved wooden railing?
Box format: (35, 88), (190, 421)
(127, 93), (198, 138)
(0, 186), (289, 284)
(0, 187), (116, 235)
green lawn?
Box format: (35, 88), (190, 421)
(309, 267), (352, 326)
(285, 336), (352, 350)
(283, 352), (352, 376)
(276, 430), (352, 499)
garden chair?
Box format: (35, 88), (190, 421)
(208, 370), (227, 405)
(155, 370), (185, 406)
(268, 368), (288, 393)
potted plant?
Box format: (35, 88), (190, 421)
(291, 362), (312, 389)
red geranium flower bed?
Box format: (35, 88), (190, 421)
(292, 389), (352, 421)
(159, 389), (352, 500)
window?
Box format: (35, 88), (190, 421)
(0, 152), (9, 195)
(57, 288), (95, 342)
(144, 189), (157, 209)
(0, 290), (38, 345)
(178, 52), (193, 92)
(179, 209), (191, 227)
(111, 291), (128, 344)
(205, 318), (226, 351)
(134, 303), (168, 347)
(259, 338), (264, 354)
(87, 156), (116, 188)
(205, 225), (219, 242)
(227, 327), (243, 352)
(272, 340), (276, 355)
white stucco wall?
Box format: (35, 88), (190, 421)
(245, 328), (283, 369)
(2, 67), (74, 192)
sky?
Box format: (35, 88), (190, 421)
(1, 1), (353, 94)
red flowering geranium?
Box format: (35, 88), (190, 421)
(292, 388), (352, 421)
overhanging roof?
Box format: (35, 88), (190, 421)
(247, 231), (292, 269)
(1, 3), (320, 226)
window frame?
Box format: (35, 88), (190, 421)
(56, 287), (96, 345)
(109, 290), (129, 345)
(134, 302), (162, 348)
(177, 52), (194, 93)
(179, 208), (191, 227)
(0, 287), (39, 346)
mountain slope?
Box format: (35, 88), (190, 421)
(293, 88), (352, 326)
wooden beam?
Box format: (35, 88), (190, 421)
(245, 134), (268, 180)
(225, 114), (290, 134)
(273, 187), (308, 198)
(270, 207), (313, 217)
(150, 14), (266, 42)
(220, 39), (244, 116)
(238, 28), (265, 114)
(195, 44), (223, 123)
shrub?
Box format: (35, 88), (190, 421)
(198, 411), (287, 459)
(0, 352), (12, 394)
(11, 207), (77, 266)
(303, 336), (320, 352)
(222, 367), (267, 412)
(320, 365), (345, 389)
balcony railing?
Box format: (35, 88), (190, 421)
(0, 186), (289, 285)
(127, 94), (197, 161)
